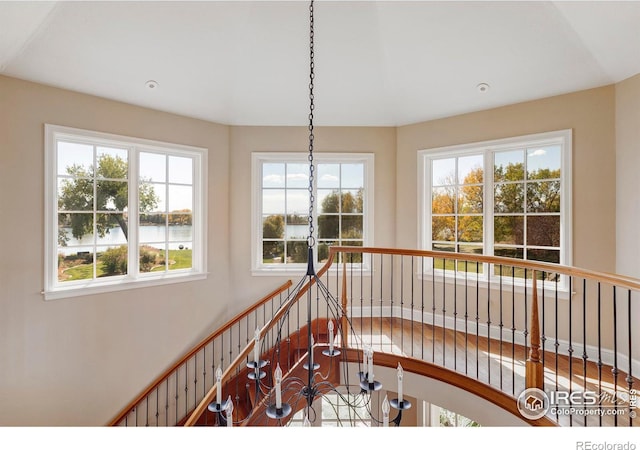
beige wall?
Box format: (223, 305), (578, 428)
(227, 126), (397, 313)
(397, 85), (617, 273)
(615, 73), (640, 278)
(0, 75), (232, 425)
(0, 72), (629, 426)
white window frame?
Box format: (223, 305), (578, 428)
(418, 129), (572, 292)
(44, 124), (208, 300)
(251, 152), (374, 275)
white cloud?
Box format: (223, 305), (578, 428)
(320, 174), (339, 182)
(287, 173), (308, 181)
(529, 148), (546, 157)
(263, 174), (284, 184)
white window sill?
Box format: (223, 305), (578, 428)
(43, 272), (208, 300)
(417, 270), (572, 300)
(252, 265), (372, 277)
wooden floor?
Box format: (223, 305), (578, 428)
(349, 317), (638, 427)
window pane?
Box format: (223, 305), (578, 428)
(286, 241), (308, 263)
(140, 152), (166, 182)
(494, 216), (524, 245)
(432, 216), (455, 242)
(433, 243), (455, 252)
(318, 215), (339, 239)
(168, 211), (192, 226)
(57, 141), (93, 176)
(527, 181), (561, 212)
(263, 242), (284, 264)
(96, 213), (127, 245)
(168, 155), (193, 184)
(527, 215), (560, 247)
(58, 247), (94, 282)
(59, 213), (94, 246)
(458, 154), (483, 184)
(168, 185), (192, 211)
(145, 183), (166, 213)
(457, 216), (482, 242)
(97, 245), (128, 277)
(432, 187), (455, 214)
(286, 189), (309, 215)
(286, 163), (309, 188)
(97, 180), (128, 211)
(262, 189), (285, 215)
(528, 248), (560, 264)
(263, 215), (285, 239)
(494, 149), (524, 182)
(458, 185), (483, 213)
(168, 245), (192, 271)
(140, 214), (166, 243)
(168, 221), (193, 242)
(494, 246), (524, 259)
(317, 164), (339, 188)
(139, 244), (164, 273)
(527, 145), (561, 180)
(263, 163), (285, 188)
(342, 190), (363, 213)
(494, 183), (524, 213)
(318, 189), (340, 213)
(97, 147), (128, 180)
(432, 158), (455, 186)
(341, 164), (364, 189)
(58, 178), (94, 211)
(286, 222), (308, 239)
(318, 241), (335, 262)
(341, 215), (363, 239)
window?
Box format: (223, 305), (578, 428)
(252, 153), (373, 273)
(419, 129), (571, 285)
(45, 125), (207, 299)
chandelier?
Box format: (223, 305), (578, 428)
(208, 0), (411, 427)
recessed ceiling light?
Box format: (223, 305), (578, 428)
(477, 83), (490, 93)
(145, 80), (159, 89)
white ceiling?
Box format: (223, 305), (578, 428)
(1, 1), (639, 127)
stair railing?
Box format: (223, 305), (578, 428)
(108, 280), (293, 426)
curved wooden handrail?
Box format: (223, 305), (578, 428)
(330, 246), (640, 292)
(337, 348), (557, 427)
(108, 279), (293, 426)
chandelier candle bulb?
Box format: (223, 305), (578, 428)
(328, 320), (334, 354)
(367, 347), (374, 384)
(216, 366), (222, 406)
(310, 335), (315, 367)
(254, 327), (260, 365)
(226, 396), (233, 427)
(382, 395), (390, 427)
(275, 364), (283, 410)
(397, 363), (403, 404)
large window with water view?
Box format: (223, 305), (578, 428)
(45, 125), (207, 299)
(420, 130), (571, 284)
(253, 153), (373, 272)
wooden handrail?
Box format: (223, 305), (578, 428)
(108, 279), (293, 426)
(329, 246), (640, 292)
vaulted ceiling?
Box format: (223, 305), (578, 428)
(1, 1), (639, 126)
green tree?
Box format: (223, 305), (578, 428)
(58, 154), (158, 245)
(263, 215), (285, 238)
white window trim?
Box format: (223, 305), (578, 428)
(417, 129), (572, 295)
(44, 124), (208, 300)
(251, 152), (374, 276)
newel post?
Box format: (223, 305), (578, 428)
(526, 270), (544, 390)
(340, 259), (349, 348)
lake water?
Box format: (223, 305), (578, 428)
(61, 225), (193, 254)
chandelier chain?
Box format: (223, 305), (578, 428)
(307, 0), (315, 246)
